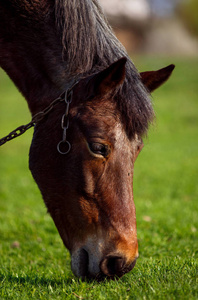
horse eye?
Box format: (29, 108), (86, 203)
(88, 142), (110, 157)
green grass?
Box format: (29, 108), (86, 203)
(0, 57), (198, 299)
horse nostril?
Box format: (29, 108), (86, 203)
(100, 255), (126, 277)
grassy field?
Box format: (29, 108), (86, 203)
(0, 57), (198, 299)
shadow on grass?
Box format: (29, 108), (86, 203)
(1, 271), (121, 288)
(1, 273), (75, 287)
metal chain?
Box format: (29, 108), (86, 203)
(0, 122), (35, 146)
(57, 89), (73, 154)
(31, 95), (64, 124)
(0, 95), (64, 146)
(0, 80), (79, 152)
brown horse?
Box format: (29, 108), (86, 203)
(0, 0), (174, 280)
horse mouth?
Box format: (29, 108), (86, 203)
(71, 248), (137, 281)
(123, 258), (137, 274)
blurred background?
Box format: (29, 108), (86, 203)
(100, 0), (198, 56)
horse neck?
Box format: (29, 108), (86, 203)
(0, 3), (74, 115)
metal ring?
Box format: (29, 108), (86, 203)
(57, 141), (71, 155)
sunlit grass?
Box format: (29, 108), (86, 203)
(0, 57), (198, 299)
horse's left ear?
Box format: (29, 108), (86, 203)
(90, 57), (127, 97)
(140, 64), (175, 93)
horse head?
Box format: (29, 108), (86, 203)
(29, 58), (174, 279)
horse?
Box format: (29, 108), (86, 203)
(0, 0), (174, 280)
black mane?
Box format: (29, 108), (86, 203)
(55, 0), (154, 138)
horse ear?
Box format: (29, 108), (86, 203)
(140, 64), (175, 93)
(91, 57), (127, 96)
